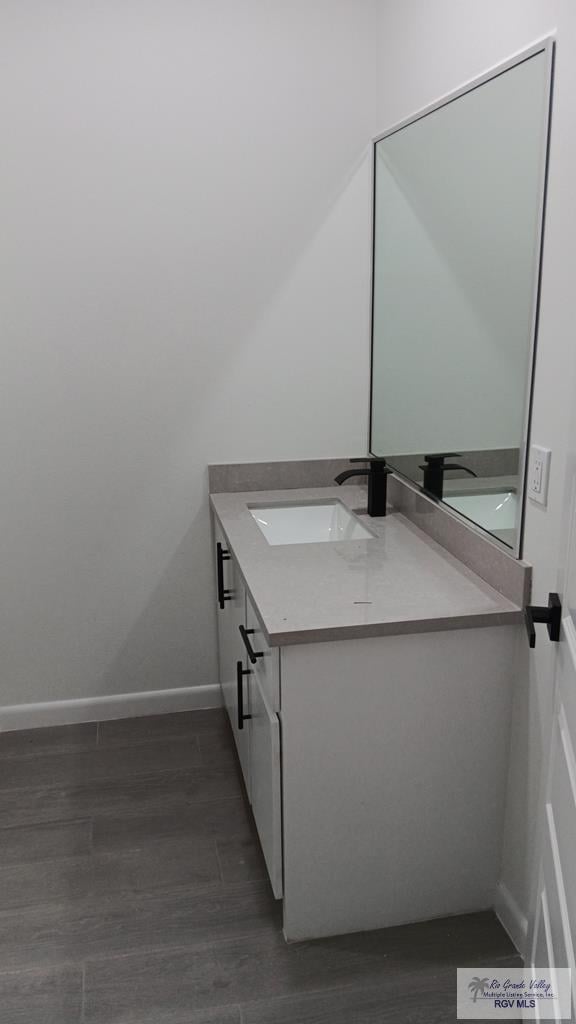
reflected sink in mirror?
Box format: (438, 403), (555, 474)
(444, 491), (517, 545)
(249, 502), (375, 546)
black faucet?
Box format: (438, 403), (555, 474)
(418, 453), (477, 500)
(334, 458), (392, 517)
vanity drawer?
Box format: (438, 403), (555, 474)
(245, 596), (280, 711)
(249, 668), (283, 899)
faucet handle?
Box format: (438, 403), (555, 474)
(349, 456), (388, 464)
(349, 457), (392, 476)
(422, 452), (462, 464)
(419, 456), (477, 478)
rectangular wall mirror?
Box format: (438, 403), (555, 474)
(369, 40), (553, 555)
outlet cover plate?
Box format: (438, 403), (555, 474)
(528, 444), (551, 506)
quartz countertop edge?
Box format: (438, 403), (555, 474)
(210, 486), (523, 647)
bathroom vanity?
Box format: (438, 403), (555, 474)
(211, 478), (527, 942)
(207, 39), (550, 944)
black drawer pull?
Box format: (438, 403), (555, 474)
(525, 592), (562, 648)
(239, 625), (264, 664)
(216, 542), (232, 610)
(236, 660), (252, 730)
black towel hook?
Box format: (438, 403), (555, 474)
(525, 592), (562, 649)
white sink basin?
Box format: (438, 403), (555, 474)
(444, 491), (517, 531)
(249, 501), (375, 546)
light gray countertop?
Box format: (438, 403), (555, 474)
(210, 486), (522, 646)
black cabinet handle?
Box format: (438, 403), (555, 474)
(239, 625), (263, 664)
(236, 660), (252, 730)
(525, 592), (562, 649)
(216, 542), (232, 610)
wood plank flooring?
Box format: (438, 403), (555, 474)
(0, 708), (521, 1022)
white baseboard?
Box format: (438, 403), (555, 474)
(0, 684), (222, 732)
(495, 881), (529, 957)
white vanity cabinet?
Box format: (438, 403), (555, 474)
(247, 650), (282, 899)
(213, 510), (519, 942)
(214, 520), (251, 790)
(214, 521), (283, 898)
(279, 627), (516, 941)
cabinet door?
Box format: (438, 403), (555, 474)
(246, 596), (280, 712)
(249, 669), (283, 898)
(214, 519), (250, 795)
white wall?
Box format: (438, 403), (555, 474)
(375, 0), (576, 952)
(2, 0), (571, 952)
(375, 1), (555, 131)
(0, 1), (376, 706)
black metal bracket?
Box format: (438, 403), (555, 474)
(216, 542), (232, 610)
(239, 625), (263, 664)
(525, 592), (562, 649)
(236, 661), (252, 730)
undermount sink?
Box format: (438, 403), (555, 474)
(443, 491), (517, 532)
(249, 501), (375, 546)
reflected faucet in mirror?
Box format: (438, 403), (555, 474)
(334, 458), (392, 517)
(419, 453), (477, 501)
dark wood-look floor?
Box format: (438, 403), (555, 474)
(0, 708), (520, 1023)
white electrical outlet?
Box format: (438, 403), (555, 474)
(528, 444), (551, 506)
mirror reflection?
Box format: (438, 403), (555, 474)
(370, 47), (552, 552)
